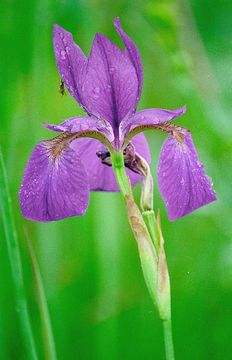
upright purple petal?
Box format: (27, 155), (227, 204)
(158, 131), (216, 221)
(82, 33), (138, 136)
(114, 17), (143, 100)
(120, 106), (186, 141)
(53, 24), (87, 110)
(71, 133), (150, 191)
(19, 139), (89, 222)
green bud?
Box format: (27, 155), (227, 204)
(125, 194), (158, 306)
(156, 211), (171, 320)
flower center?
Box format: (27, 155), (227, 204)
(96, 143), (147, 176)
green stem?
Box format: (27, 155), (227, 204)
(111, 151), (132, 197)
(111, 150), (175, 360)
(27, 238), (57, 360)
(0, 149), (38, 360)
(144, 209), (175, 360)
(163, 319), (175, 360)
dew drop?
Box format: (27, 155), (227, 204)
(92, 87), (101, 98)
(93, 87), (100, 94)
(60, 50), (66, 59)
(109, 66), (115, 73)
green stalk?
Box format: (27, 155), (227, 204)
(26, 238), (57, 360)
(142, 192), (175, 360)
(0, 149), (38, 359)
(111, 150), (175, 360)
(111, 151), (158, 304)
(111, 151), (132, 197)
(163, 319), (175, 360)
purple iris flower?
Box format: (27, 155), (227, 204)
(19, 18), (216, 222)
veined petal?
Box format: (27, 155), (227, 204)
(53, 24), (88, 110)
(19, 136), (89, 222)
(42, 116), (114, 143)
(120, 106), (186, 142)
(82, 33), (138, 133)
(114, 17), (143, 101)
(71, 133), (150, 191)
(158, 131), (217, 221)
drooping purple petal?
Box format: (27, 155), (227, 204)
(120, 106), (186, 141)
(158, 131), (216, 221)
(42, 116), (114, 142)
(71, 133), (150, 191)
(114, 17), (143, 101)
(82, 33), (138, 135)
(19, 139), (89, 222)
(53, 24), (88, 110)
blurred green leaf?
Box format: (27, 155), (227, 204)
(0, 148), (38, 360)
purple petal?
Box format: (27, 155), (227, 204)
(42, 116), (114, 142)
(19, 139), (89, 222)
(71, 133), (150, 191)
(53, 24), (87, 110)
(82, 33), (138, 133)
(158, 131), (217, 221)
(120, 106), (186, 139)
(114, 17), (143, 101)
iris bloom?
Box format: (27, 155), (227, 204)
(19, 18), (216, 222)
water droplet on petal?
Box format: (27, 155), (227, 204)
(60, 50), (66, 59)
(109, 66), (115, 73)
(92, 87), (101, 99)
(93, 87), (100, 94)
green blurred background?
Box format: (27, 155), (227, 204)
(1, 0), (231, 359)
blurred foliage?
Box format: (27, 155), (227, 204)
(0, 0), (231, 359)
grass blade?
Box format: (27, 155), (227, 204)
(0, 148), (38, 360)
(26, 237), (57, 360)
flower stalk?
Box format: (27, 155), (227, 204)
(140, 160), (174, 359)
(111, 150), (175, 360)
(111, 151), (132, 197)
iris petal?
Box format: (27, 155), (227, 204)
(19, 138), (89, 222)
(114, 17), (143, 101)
(158, 131), (216, 221)
(82, 33), (138, 132)
(42, 116), (114, 143)
(53, 24), (88, 111)
(120, 106), (186, 142)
